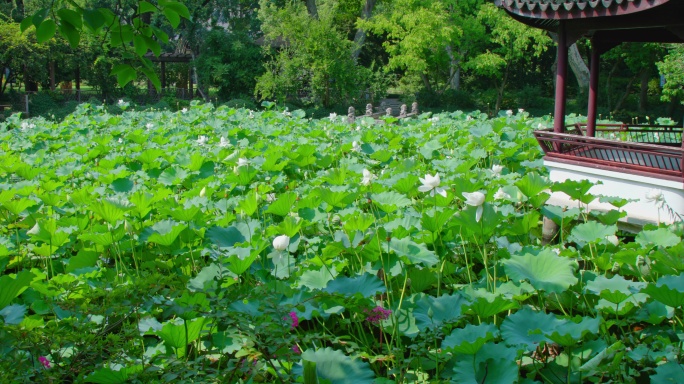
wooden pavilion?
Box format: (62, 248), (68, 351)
(498, 0), (684, 225)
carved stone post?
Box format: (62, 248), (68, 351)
(399, 104), (407, 118)
(411, 102), (418, 115)
(347, 106), (356, 124)
(365, 103), (373, 116)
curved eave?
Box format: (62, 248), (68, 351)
(498, 0), (684, 43)
(498, 0), (669, 21)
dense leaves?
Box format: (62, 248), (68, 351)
(0, 105), (682, 382)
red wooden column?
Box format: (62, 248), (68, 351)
(586, 39), (600, 137)
(554, 22), (568, 134)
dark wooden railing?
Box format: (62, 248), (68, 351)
(534, 123), (684, 181)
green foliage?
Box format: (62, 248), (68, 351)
(1, 103), (684, 383)
(256, 0), (382, 107)
(196, 30), (264, 100)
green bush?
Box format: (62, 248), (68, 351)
(223, 98), (258, 110)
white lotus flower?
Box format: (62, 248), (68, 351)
(284, 110), (291, 117)
(273, 235), (290, 251)
(196, 135), (209, 146)
(146, 123), (154, 130)
(645, 189), (665, 208)
(506, 110), (513, 117)
(352, 141), (361, 152)
(218, 137), (230, 148)
(118, 137), (123, 144)
(329, 113), (337, 121)
(182, 108), (188, 113)
(494, 188), (510, 200)
(199, 187), (206, 197)
(361, 169), (375, 186)
(418, 173), (447, 198)
(237, 158), (249, 167)
(538, 123), (545, 129)
(605, 235), (619, 247)
(266, 193), (277, 202)
(518, 108), (524, 114)
(466, 115), (473, 122)
(462, 191), (486, 222)
(491, 164), (503, 175)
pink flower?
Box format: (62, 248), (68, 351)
(287, 311), (299, 329)
(365, 306), (392, 324)
(39, 356), (51, 369)
(292, 345), (301, 354)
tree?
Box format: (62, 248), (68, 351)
(256, 0), (384, 107)
(0, 20), (51, 97)
(17, 0), (191, 90)
(360, 0), (456, 94)
(195, 29), (264, 100)
(657, 44), (684, 106)
(467, 3), (550, 113)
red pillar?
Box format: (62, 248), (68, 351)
(554, 22), (568, 134)
(586, 40), (600, 138)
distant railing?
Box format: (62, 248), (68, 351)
(534, 123), (684, 181)
(1, 87), (202, 116)
(346, 101), (419, 123)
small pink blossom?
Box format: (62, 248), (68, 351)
(38, 356), (51, 369)
(365, 306), (392, 324)
(286, 311), (299, 329)
(292, 345), (301, 354)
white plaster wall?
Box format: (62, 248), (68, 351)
(544, 160), (684, 225)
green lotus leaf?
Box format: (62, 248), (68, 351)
(635, 228), (681, 248)
(142, 220), (187, 246)
(85, 365), (143, 384)
(296, 347), (375, 384)
(205, 226), (246, 248)
(371, 191), (412, 213)
(442, 323), (498, 354)
(500, 307), (555, 350)
(451, 352), (518, 384)
(324, 273), (385, 298)
(502, 249), (578, 294)
(411, 293), (467, 331)
(388, 237), (438, 267)
(0, 304), (27, 325)
(265, 191), (297, 216)
(585, 274), (646, 304)
(156, 317), (211, 358)
(551, 178), (595, 203)
(568, 222), (617, 248)
(651, 361), (684, 383)
(642, 273), (684, 308)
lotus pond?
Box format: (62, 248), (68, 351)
(1, 103), (684, 383)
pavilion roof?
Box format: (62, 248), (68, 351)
(496, 0), (684, 44)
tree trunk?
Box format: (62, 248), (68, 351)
(605, 57), (622, 111)
(549, 33), (590, 95)
(568, 43), (590, 95)
(495, 64), (510, 115)
(639, 68), (650, 112)
(445, 45), (462, 91)
(49, 61), (56, 91)
(306, 0), (318, 19)
(190, 51), (209, 102)
(351, 0), (376, 62)
(612, 74), (637, 113)
(421, 73), (432, 93)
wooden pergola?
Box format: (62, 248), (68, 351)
(498, 0), (684, 181)
(144, 52), (193, 91)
